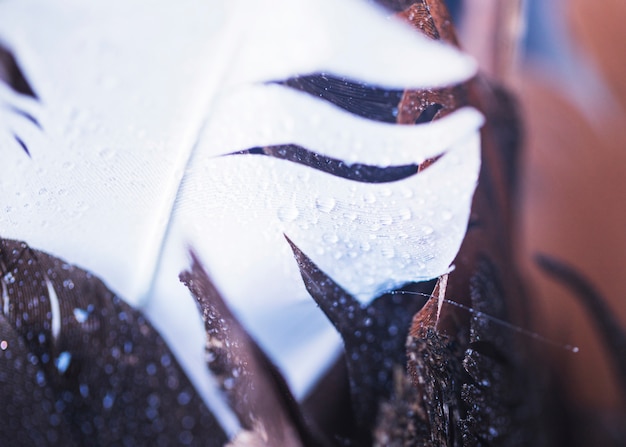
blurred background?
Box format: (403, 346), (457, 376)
(450, 0), (626, 420)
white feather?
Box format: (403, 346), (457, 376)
(0, 0), (482, 406)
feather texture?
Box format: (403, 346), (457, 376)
(0, 0), (482, 401)
(0, 0), (486, 443)
(0, 238), (228, 446)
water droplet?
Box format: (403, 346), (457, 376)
(277, 206), (299, 222)
(161, 354), (171, 367)
(73, 308), (89, 323)
(441, 210), (453, 221)
(146, 363), (157, 376)
(315, 197), (336, 213)
(422, 225), (434, 235)
(80, 383), (89, 397)
(362, 193), (376, 204)
(360, 241), (371, 252)
(3, 272), (15, 284)
(63, 279), (75, 290)
(55, 351), (72, 374)
(102, 392), (115, 409)
(0, 340), (7, 350)
(398, 208), (412, 221)
(36, 370), (46, 386)
(343, 211), (357, 222)
(177, 391), (191, 405)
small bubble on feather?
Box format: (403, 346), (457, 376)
(160, 353), (171, 367)
(3, 272), (16, 284)
(362, 192), (376, 204)
(55, 351), (72, 374)
(315, 197), (336, 213)
(73, 307), (89, 323)
(102, 392), (115, 410)
(398, 208), (412, 220)
(277, 205), (299, 222)
(36, 370), (46, 386)
(146, 363), (157, 376)
(177, 391), (191, 405)
(79, 383), (89, 397)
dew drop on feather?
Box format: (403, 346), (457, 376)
(315, 196), (337, 213)
(73, 308), (89, 323)
(277, 205), (299, 222)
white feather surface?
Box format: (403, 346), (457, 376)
(0, 0), (482, 419)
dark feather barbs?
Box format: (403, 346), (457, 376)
(0, 43), (41, 157)
(0, 238), (228, 446)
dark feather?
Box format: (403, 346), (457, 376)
(0, 237), (228, 446)
(0, 43), (38, 99)
(286, 236), (430, 444)
(276, 72), (465, 126)
(180, 251), (321, 447)
(13, 134), (31, 157)
(275, 74), (404, 123)
(536, 254), (626, 402)
(230, 144), (438, 183)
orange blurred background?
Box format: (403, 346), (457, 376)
(460, 0), (626, 411)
